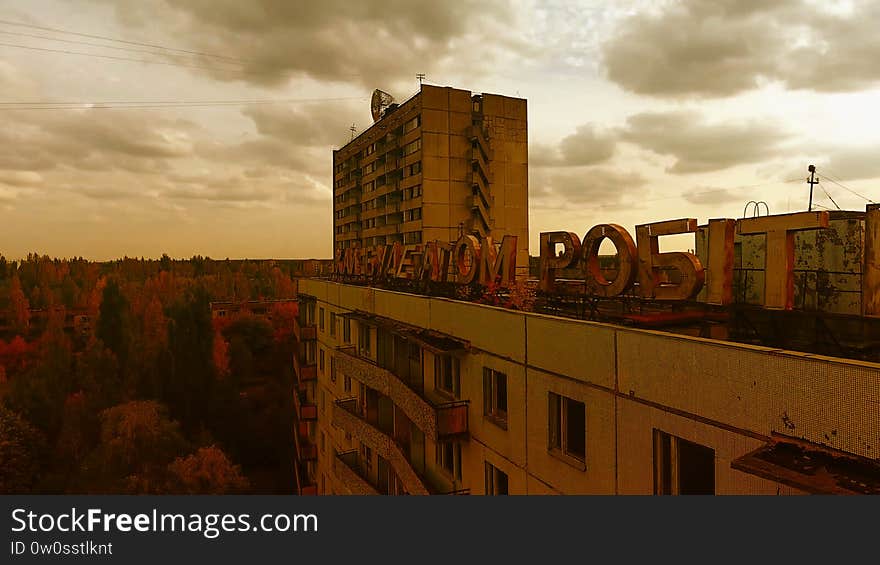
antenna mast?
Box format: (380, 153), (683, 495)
(416, 73), (426, 85)
(807, 164), (818, 211)
(349, 123), (357, 141)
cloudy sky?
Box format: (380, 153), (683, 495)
(1, 0), (879, 260)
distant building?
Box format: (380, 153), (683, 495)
(210, 298), (298, 320)
(333, 84), (529, 274)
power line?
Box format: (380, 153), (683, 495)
(817, 182), (841, 210)
(0, 97), (364, 111)
(0, 18), (246, 63)
(0, 29), (229, 63)
(0, 41), (251, 74)
(818, 167), (875, 203)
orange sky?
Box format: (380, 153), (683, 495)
(2, 0), (879, 260)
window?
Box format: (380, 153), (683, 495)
(361, 444), (373, 473)
(485, 462), (508, 495)
(404, 207), (422, 222)
(653, 430), (715, 495)
(344, 375), (352, 394)
(319, 348), (325, 372)
(403, 138), (421, 156)
(359, 323), (372, 356)
(435, 355), (460, 398)
(343, 317), (351, 343)
(330, 357), (336, 383)
(549, 393), (586, 464)
(406, 161), (422, 176)
(404, 115), (421, 133)
(305, 341), (317, 364)
(320, 431), (325, 453)
(483, 368), (508, 426)
(436, 441), (462, 480)
(403, 231), (422, 244)
(330, 312), (337, 337)
(319, 307), (325, 331)
(403, 185), (422, 200)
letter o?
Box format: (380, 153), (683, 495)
(581, 224), (637, 297)
(453, 235), (481, 285)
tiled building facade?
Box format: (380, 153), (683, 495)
(292, 279), (880, 495)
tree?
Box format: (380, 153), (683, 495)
(96, 278), (131, 369)
(165, 445), (249, 494)
(9, 275), (30, 335)
(80, 400), (188, 493)
(164, 286), (215, 429)
(0, 405), (46, 493)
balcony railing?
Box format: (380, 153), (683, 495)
(335, 347), (469, 439)
(294, 422), (317, 461)
(333, 451), (380, 495)
(294, 390), (317, 421)
(294, 350), (318, 383)
(295, 461), (317, 495)
(293, 316), (317, 342)
(471, 193), (492, 235)
(332, 399), (430, 495)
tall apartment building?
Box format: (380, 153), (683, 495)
(292, 278), (879, 495)
(332, 84), (529, 272)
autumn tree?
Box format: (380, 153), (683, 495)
(0, 405), (46, 493)
(96, 278), (131, 370)
(79, 400), (188, 493)
(165, 445), (249, 494)
(8, 275), (30, 336)
(164, 286), (216, 429)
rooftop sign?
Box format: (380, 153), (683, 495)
(335, 207), (880, 312)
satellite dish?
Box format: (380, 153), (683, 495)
(371, 89), (395, 122)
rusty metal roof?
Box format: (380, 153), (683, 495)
(731, 434), (880, 495)
(347, 310), (469, 354)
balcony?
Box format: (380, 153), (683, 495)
(470, 124), (492, 162)
(294, 390), (317, 421)
(332, 399), (430, 495)
(334, 451), (380, 495)
(293, 351), (317, 383)
(295, 461), (317, 496)
(293, 316), (317, 342)
(335, 347), (469, 439)
(471, 193), (492, 234)
(294, 421), (317, 461)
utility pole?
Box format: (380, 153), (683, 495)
(807, 164), (818, 211)
(349, 123), (357, 141)
(416, 73), (426, 86)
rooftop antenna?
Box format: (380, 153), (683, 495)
(349, 123), (357, 140)
(416, 73), (426, 85)
(807, 164), (818, 211)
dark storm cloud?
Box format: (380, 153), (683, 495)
(531, 124), (616, 167)
(531, 167), (645, 209)
(242, 101), (365, 148)
(0, 109), (196, 174)
(619, 111), (790, 173)
(602, 0), (880, 97)
(99, 0), (524, 87)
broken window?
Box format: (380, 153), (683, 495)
(653, 429), (715, 495)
